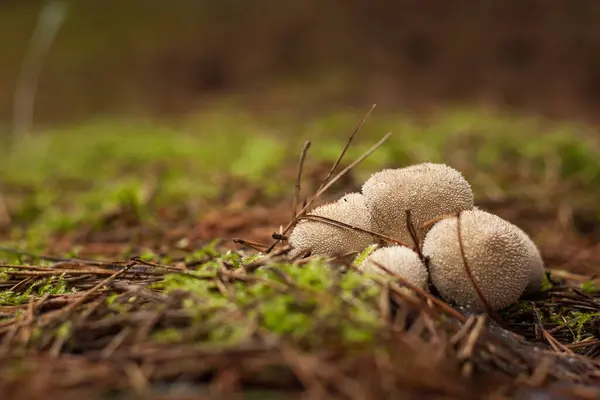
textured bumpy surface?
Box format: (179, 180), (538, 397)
(422, 208), (544, 311)
(361, 163), (474, 246)
(360, 245), (429, 290)
(288, 192), (379, 257)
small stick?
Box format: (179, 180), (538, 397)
(457, 315), (486, 377)
(406, 209), (424, 259)
(313, 132), (392, 201)
(449, 315), (477, 345)
(271, 233), (288, 241)
(528, 357), (552, 387)
(1, 269), (128, 277)
(532, 304), (574, 355)
(317, 103), (376, 191)
(232, 238), (269, 252)
(370, 260), (467, 323)
(292, 140), (311, 220)
(379, 282), (391, 323)
(455, 211), (505, 327)
(63, 263), (135, 314)
(101, 326), (133, 359)
(298, 215), (411, 247)
(266, 131), (392, 253)
(0, 246), (128, 269)
(422, 213), (455, 231)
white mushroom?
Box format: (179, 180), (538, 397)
(361, 162), (474, 246)
(422, 208), (544, 311)
(360, 246), (428, 291)
(288, 192), (379, 258)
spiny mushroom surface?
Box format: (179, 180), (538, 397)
(288, 192), (379, 258)
(361, 162), (474, 246)
(360, 246), (428, 290)
(422, 208), (544, 311)
(454, 207), (545, 296)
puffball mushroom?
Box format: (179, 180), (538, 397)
(360, 246), (428, 291)
(361, 162), (474, 246)
(288, 192), (379, 258)
(422, 208), (544, 311)
(462, 207), (545, 296)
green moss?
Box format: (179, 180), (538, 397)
(2, 109), (600, 247)
(0, 290), (32, 306)
(540, 273), (555, 292)
(0, 276), (72, 306)
(152, 328), (183, 344)
(36, 277), (70, 296)
(579, 279), (599, 294)
(557, 311), (600, 342)
(353, 244), (379, 267)
(183, 240), (221, 264)
(573, 312), (600, 341)
(160, 256), (382, 346)
(56, 321), (73, 340)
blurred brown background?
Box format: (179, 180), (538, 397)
(2, 0), (600, 125)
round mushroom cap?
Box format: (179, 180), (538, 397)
(361, 163), (474, 246)
(288, 192), (379, 258)
(360, 246), (428, 290)
(422, 208), (540, 311)
(471, 207), (545, 295)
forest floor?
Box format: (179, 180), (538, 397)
(0, 107), (599, 399)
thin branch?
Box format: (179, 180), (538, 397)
(421, 213), (456, 231)
(0, 246), (124, 268)
(271, 233), (288, 241)
(292, 140), (311, 220)
(63, 263), (135, 314)
(232, 238), (269, 252)
(265, 131), (392, 253)
(405, 209), (424, 260)
(297, 215), (411, 248)
(455, 211), (506, 327)
(370, 260), (468, 323)
(313, 132), (392, 201)
(316, 103), (376, 191)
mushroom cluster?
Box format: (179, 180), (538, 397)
(288, 162), (545, 312)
